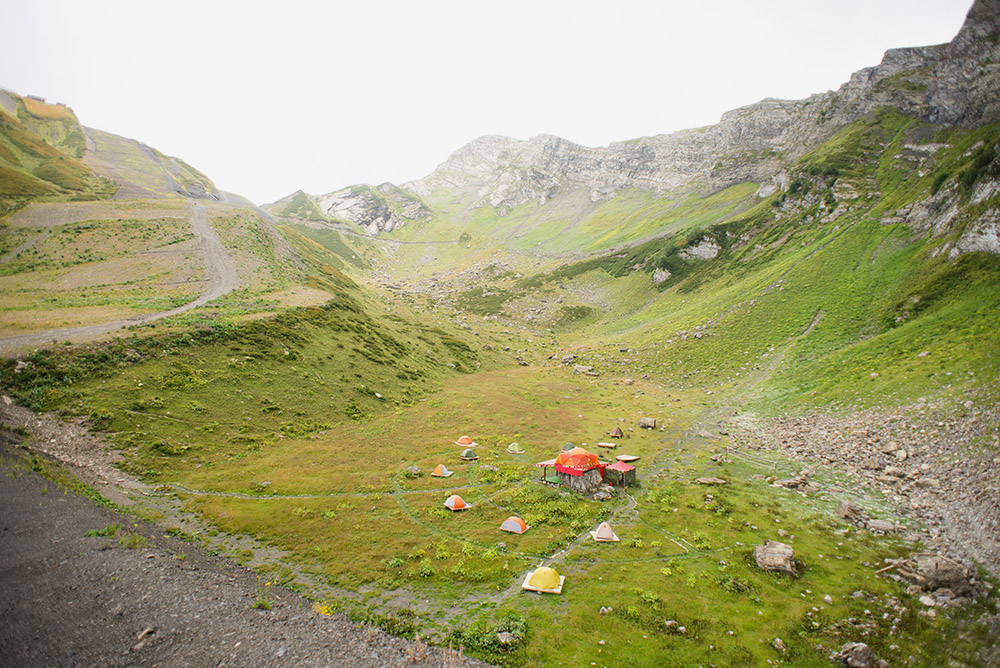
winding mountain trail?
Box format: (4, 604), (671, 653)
(0, 202), (239, 354)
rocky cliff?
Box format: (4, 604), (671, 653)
(404, 0), (999, 213)
(281, 1), (999, 235)
(312, 183), (429, 234)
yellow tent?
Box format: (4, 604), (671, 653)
(522, 566), (564, 594)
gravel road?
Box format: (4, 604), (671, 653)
(0, 202), (239, 354)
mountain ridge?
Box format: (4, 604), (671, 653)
(279, 0), (999, 232)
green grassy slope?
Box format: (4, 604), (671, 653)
(0, 94), (114, 212)
(264, 190), (330, 222)
(491, 110), (1000, 412)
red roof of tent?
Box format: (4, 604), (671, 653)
(555, 462), (605, 477)
(608, 461), (635, 472)
(554, 448), (599, 470)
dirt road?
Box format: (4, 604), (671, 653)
(0, 202), (239, 354)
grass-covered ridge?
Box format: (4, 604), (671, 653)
(0, 93), (114, 211)
(475, 110), (1000, 413)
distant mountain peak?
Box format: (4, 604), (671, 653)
(400, 2), (999, 215)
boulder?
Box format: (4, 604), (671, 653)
(866, 519), (896, 534)
(573, 364), (593, 374)
(897, 553), (975, 596)
(754, 541), (797, 576)
(639, 417), (656, 429)
(771, 475), (807, 488)
(695, 477), (727, 485)
(836, 500), (863, 522)
(832, 642), (886, 668)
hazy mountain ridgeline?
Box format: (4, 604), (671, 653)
(275, 0), (1000, 236)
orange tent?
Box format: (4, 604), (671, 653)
(444, 495), (470, 511)
(454, 435), (477, 446)
(432, 464), (453, 478)
(500, 517), (529, 534)
(554, 447), (599, 471)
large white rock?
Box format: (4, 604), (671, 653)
(754, 540), (796, 575)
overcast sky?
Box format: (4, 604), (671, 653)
(1, 1), (972, 205)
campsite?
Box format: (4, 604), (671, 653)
(47, 355), (978, 667)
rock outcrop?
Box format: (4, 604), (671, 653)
(315, 183), (429, 234)
(405, 0), (999, 212)
(754, 540), (797, 575)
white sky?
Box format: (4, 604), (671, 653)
(1, 0), (972, 205)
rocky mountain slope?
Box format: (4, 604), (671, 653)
(266, 182), (429, 234)
(405, 0), (999, 211)
(281, 0), (999, 233)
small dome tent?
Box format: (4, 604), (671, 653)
(589, 521), (620, 542)
(444, 495), (470, 511)
(432, 464), (453, 478)
(500, 516), (529, 534)
(454, 435), (477, 446)
(522, 566), (564, 593)
(459, 448), (478, 461)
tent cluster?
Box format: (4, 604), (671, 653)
(451, 435), (479, 461)
(425, 434), (638, 597)
(521, 520), (622, 594)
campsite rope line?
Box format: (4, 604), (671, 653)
(387, 469), (553, 561)
(160, 482), (484, 500)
